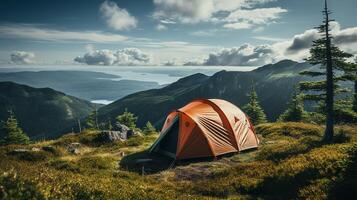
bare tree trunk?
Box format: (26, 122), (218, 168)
(77, 118), (82, 133)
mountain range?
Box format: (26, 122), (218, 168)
(1, 60), (331, 139)
(98, 60), (316, 127)
(0, 71), (160, 101)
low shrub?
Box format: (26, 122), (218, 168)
(7, 150), (51, 162)
(0, 170), (45, 200)
(77, 156), (115, 170)
(332, 129), (351, 143)
(255, 122), (323, 139)
(41, 145), (63, 156)
(47, 159), (80, 172)
(126, 135), (144, 147)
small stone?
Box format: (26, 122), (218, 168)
(31, 147), (41, 152)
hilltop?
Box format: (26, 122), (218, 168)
(0, 122), (356, 199)
(0, 82), (95, 139)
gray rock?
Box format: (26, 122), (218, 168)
(31, 147), (41, 152)
(99, 123), (138, 142)
(8, 149), (30, 154)
(114, 123), (130, 133)
(67, 143), (81, 155)
(100, 131), (126, 142)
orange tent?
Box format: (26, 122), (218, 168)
(149, 99), (259, 160)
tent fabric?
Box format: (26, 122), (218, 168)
(149, 99), (259, 160)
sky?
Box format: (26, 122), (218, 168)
(0, 0), (356, 66)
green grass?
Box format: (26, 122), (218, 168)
(0, 123), (356, 199)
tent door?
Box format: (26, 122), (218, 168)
(149, 116), (179, 158)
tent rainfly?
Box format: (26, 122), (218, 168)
(149, 99), (259, 160)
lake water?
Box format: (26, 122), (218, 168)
(0, 64), (258, 104)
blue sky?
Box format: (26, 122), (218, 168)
(0, 0), (356, 66)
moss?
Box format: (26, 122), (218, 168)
(255, 122), (323, 139)
(77, 156), (116, 170)
(0, 170), (45, 200)
(47, 159), (80, 172)
(126, 135), (144, 147)
(7, 150), (51, 162)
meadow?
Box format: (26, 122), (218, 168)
(1, 122), (356, 199)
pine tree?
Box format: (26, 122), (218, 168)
(142, 121), (156, 135)
(85, 110), (98, 130)
(0, 111), (30, 145)
(299, 0), (352, 142)
(340, 57), (357, 113)
(116, 108), (138, 130)
(278, 89), (307, 122)
(242, 85), (267, 125)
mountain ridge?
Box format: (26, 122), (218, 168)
(0, 81), (95, 139)
(98, 60), (315, 127)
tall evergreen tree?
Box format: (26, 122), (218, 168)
(299, 0), (352, 142)
(0, 111), (30, 145)
(116, 108), (138, 130)
(242, 85), (267, 125)
(278, 89), (307, 122)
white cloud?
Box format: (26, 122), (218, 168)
(253, 36), (286, 42)
(100, 0), (137, 31)
(223, 22), (253, 30)
(153, 0), (214, 24)
(74, 48), (152, 66)
(190, 29), (222, 36)
(152, 0), (285, 30)
(188, 22), (357, 66)
(286, 21), (357, 54)
(160, 19), (176, 24)
(0, 24), (128, 43)
(156, 24), (167, 31)
(10, 51), (35, 64)
(203, 44), (275, 66)
(224, 7), (287, 24)
(286, 29), (319, 53)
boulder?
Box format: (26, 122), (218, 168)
(67, 143), (81, 155)
(99, 123), (139, 142)
(99, 131), (126, 142)
(115, 123), (130, 133)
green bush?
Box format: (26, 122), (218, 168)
(126, 135), (144, 147)
(0, 170), (45, 200)
(41, 145), (63, 156)
(47, 159), (80, 172)
(77, 156), (115, 170)
(71, 183), (105, 200)
(7, 150), (50, 162)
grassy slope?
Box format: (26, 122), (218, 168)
(0, 81), (96, 139)
(0, 122), (356, 199)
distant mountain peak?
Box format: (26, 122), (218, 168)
(253, 59), (300, 73)
(169, 73), (209, 87)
